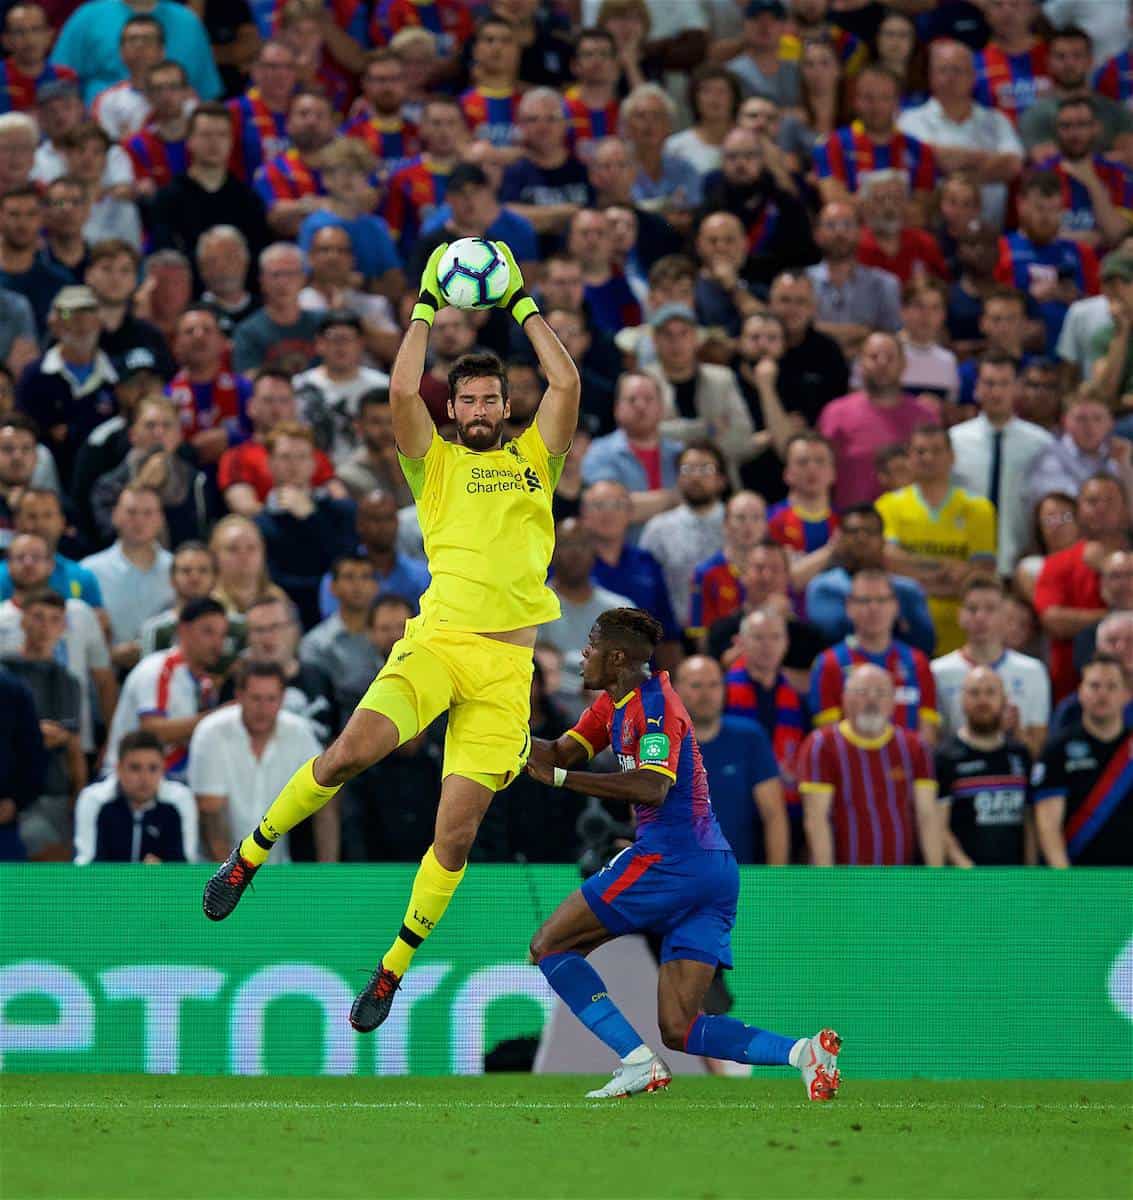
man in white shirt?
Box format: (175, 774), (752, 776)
(950, 353), (1054, 575)
(189, 659), (329, 864)
(931, 577), (1051, 757)
(103, 596), (228, 782)
(898, 40), (1023, 228)
(81, 483), (174, 673)
(0, 532), (116, 753)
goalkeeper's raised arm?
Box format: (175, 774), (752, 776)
(493, 240), (580, 456)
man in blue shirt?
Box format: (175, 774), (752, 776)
(50, 0), (221, 105)
(674, 654), (787, 864)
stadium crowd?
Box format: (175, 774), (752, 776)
(0, 0), (1131, 870)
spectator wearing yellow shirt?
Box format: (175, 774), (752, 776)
(876, 425), (997, 654)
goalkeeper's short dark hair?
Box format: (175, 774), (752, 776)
(448, 352), (509, 403)
(594, 607), (664, 661)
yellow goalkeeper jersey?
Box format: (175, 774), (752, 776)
(398, 421), (566, 633)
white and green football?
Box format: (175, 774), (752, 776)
(437, 237), (510, 310)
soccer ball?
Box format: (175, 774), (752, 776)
(437, 238), (510, 310)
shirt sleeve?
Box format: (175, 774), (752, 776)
(634, 688), (688, 781)
(167, 783), (199, 863)
(396, 428), (444, 501)
(72, 784), (100, 864)
(909, 732), (935, 785)
(967, 497), (998, 560)
(746, 722), (780, 787)
(797, 730), (835, 795)
(875, 492), (899, 541)
(934, 744), (955, 804)
(567, 692), (613, 760)
(914, 651), (940, 724)
(1031, 739), (1066, 804)
(187, 722), (226, 798)
(1032, 552), (1068, 615)
(517, 421), (567, 490)
(809, 650), (843, 727)
(1021, 661), (1052, 728)
(75, 603), (110, 671)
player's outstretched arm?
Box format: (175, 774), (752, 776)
(389, 244), (447, 459)
(529, 735), (590, 771)
(493, 240), (580, 456)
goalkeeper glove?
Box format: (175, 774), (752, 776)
(411, 242), (448, 327)
(493, 240), (539, 326)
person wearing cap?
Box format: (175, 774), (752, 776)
(642, 304), (755, 486)
(1056, 235), (1133, 384)
(726, 1), (799, 108)
(0, 4), (78, 114)
(1088, 255), (1133, 433)
(411, 161), (537, 283)
(15, 284), (119, 491)
(85, 238), (175, 381)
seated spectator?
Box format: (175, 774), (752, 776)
(300, 554), (382, 716)
(813, 65), (938, 211)
(17, 284), (118, 492)
(342, 48), (421, 181)
(90, 13), (165, 141)
(689, 490), (767, 641)
(798, 663), (942, 866)
(969, 0), (1051, 127)
(209, 514), (289, 617)
(498, 86), (594, 258)
(932, 173), (981, 277)
(103, 596), (229, 782)
(1026, 390), (1133, 508)
(855, 169), (949, 286)
(139, 539), (244, 667)
(872, 10), (927, 106)
(122, 59), (192, 198)
(0, 290), (36, 379)
(74, 727), (198, 863)
(877, 424), (997, 654)
(0, 663), (46, 859)
(1052, 608), (1133, 735)
(766, 271), (849, 428)
(166, 306), (253, 467)
(131, 248), (193, 348)
(566, 208), (641, 337)
(676, 651), (788, 864)
(90, 397), (214, 549)
(41, 175), (92, 282)
(807, 201), (901, 358)
(639, 441), (729, 632)
(31, 77), (132, 192)
(579, 479), (680, 663)
(196, 225), (257, 337)
(146, 101), (271, 275)
(0, 416), (51, 554)
(768, 432), (840, 591)
(643, 306), (754, 485)
(896, 281), (960, 419)
(692, 210), (763, 339)
(334, 389), (414, 508)
(1088, 254), (1133, 431)
(1072, 550), (1133, 669)
(1, 590), (84, 859)
(225, 40), (295, 184)
(253, 87), (336, 239)
(580, 371), (682, 525)
(190, 659), (330, 864)
(1, 3), (77, 113)
(1018, 359), (1064, 432)
(774, 35), (851, 170)
(254, 422), (357, 629)
(299, 138), (403, 297)
(86, 238), (176, 381)
(0, 113), (38, 197)
(218, 370), (337, 517)
(59, 122), (141, 249)
(0, 488), (101, 606)
(897, 40), (1023, 230)
(1056, 242), (1133, 385)
(946, 217), (1004, 354)
(544, 309), (617, 440)
(725, 0), (797, 107)
(950, 354), (1055, 575)
(80, 484), (174, 672)
(0, 531), (115, 757)
(931, 578), (1051, 758)
(275, 0), (353, 119)
(706, 541), (828, 684)
(316, 489), (428, 621)
(934, 667), (1033, 867)
(995, 170), (1100, 349)
(539, 518), (633, 719)
(955, 287), (1031, 411)
(809, 567), (939, 743)
(232, 243), (322, 376)
(819, 332), (938, 511)
(622, 82), (703, 229)
(663, 63), (740, 178)
(459, 15), (524, 163)
(1034, 654), (1133, 868)
(1014, 490), (1079, 604)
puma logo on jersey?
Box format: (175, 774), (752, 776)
(646, 717), (662, 727)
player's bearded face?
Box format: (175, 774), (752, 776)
(451, 386), (508, 450)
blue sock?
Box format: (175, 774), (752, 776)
(538, 951), (644, 1058)
(684, 1014), (796, 1065)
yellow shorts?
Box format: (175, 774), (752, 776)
(357, 616), (534, 791)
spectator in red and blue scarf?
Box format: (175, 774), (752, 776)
(123, 60), (192, 198)
(460, 16), (525, 164)
(563, 27), (620, 163)
(227, 40), (297, 184)
(342, 49), (420, 183)
(254, 87), (336, 239)
(972, 0), (1051, 127)
(382, 96), (464, 255)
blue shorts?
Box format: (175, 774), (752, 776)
(581, 846), (739, 969)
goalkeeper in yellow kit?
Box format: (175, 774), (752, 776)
(202, 242), (580, 1031)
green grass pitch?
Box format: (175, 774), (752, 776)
(3, 1075), (1130, 1200)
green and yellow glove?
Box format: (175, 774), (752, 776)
(493, 240), (539, 326)
(411, 241), (448, 327)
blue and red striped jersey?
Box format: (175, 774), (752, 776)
(569, 671), (731, 855)
(994, 231), (1100, 344)
(382, 155), (450, 250)
(342, 112), (421, 179)
(166, 367), (254, 442)
(0, 60), (77, 113)
(460, 87), (524, 150)
(563, 88), (619, 157)
(1094, 51), (1133, 107)
(972, 42), (1052, 125)
(768, 502), (839, 554)
(797, 722), (934, 865)
(723, 664), (809, 807)
(370, 0), (475, 58)
(1038, 153), (1133, 240)
(809, 636), (938, 732)
(254, 148), (325, 211)
(124, 128), (188, 190)
(226, 89), (290, 182)
(688, 551), (744, 635)
(813, 125), (938, 194)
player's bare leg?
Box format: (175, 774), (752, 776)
(530, 889), (672, 1099)
(350, 773), (497, 1032)
(659, 959), (842, 1100)
(203, 710), (399, 920)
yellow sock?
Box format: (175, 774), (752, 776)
(239, 758), (340, 865)
(381, 845), (466, 976)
